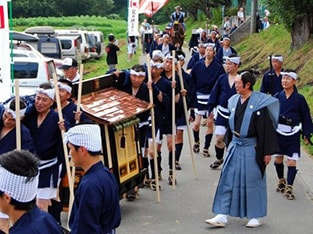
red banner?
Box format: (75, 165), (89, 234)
(0, 6), (4, 29)
(139, 0), (169, 18)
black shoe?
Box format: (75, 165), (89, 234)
(276, 178), (286, 193)
(193, 142), (200, 153)
(150, 180), (161, 191)
(168, 175), (177, 185)
(126, 191), (137, 201)
(210, 159), (224, 169)
(203, 148), (210, 157)
(175, 161), (182, 170)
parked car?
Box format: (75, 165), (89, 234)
(12, 49), (60, 96)
(58, 35), (82, 62)
(55, 29), (90, 61)
(87, 31), (105, 59)
(24, 26), (64, 59)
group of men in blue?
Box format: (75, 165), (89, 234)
(0, 32), (313, 233)
(0, 58), (121, 233)
(117, 36), (313, 229)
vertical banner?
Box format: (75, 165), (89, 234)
(0, 0), (11, 102)
(127, 0), (139, 36)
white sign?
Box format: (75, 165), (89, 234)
(0, 0), (11, 102)
(127, 0), (139, 36)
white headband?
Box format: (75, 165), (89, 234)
(0, 167), (38, 202)
(4, 100), (27, 119)
(150, 61), (164, 69)
(130, 69), (146, 77)
(164, 54), (178, 63)
(58, 82), (72, 93)
(35, 88), (55, 100)
(225, 56), (241, 64)
(177, 54), (185, 60)
(64, 124), (102, 152)
(270, 55), (283, 62)
(281, 72), (298, 80)
(204, 43), (216, 48)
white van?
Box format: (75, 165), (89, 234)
(55, 29), (90, 61)
(87, 31), (105, 59)
(58, 35), (82, 62)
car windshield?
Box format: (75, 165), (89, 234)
(14, 62), (39, 79)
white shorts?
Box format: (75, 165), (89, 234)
(195, 109), (208, 116)
(273, 153), (300, 161)
(177, 125), (187, 131)
(37, 187), (58, 200)
(215, 125), (227, 135)
(148, 129), (162, 144)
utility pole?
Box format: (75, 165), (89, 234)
(250, 0), (258, 34)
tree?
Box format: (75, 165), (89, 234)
(267, 0), (313, 49)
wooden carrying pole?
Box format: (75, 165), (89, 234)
(75, 64), (84, 124)
(14, 79), (21, 150)
(52, 74), (75, 227)
(171, 50), (176, 190)
(146, 54), (161, 202)
(177, 63), (198, 179)
(70, 63), (84, 211)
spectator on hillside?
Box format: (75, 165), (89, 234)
(262, 17), (270, 30)
(230, 22), (238, 34)
(105, 34), (120, 71)
(223, 16), (231, 37)
(237, 7), (245, 25)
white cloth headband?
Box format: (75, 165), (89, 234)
(270, 55), (283, 62)
(130, 70), (146, 77)
(225, 56), (241, 64)
(58, 82), (72, 93)
(0, 167), (38, 202)
(35, 88), (55, 100)
(4, 100), (26, 119)
(164, 54), (178, 63)
(281, 72), (298, 80)
(177, 54), (185, 60)
(205, 43), (216, 48)
(64, 124), (102, 152)
(150, 61), (164, 69)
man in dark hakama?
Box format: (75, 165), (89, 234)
(273, 70), (313, 200)
(206, 71), (280, 228)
